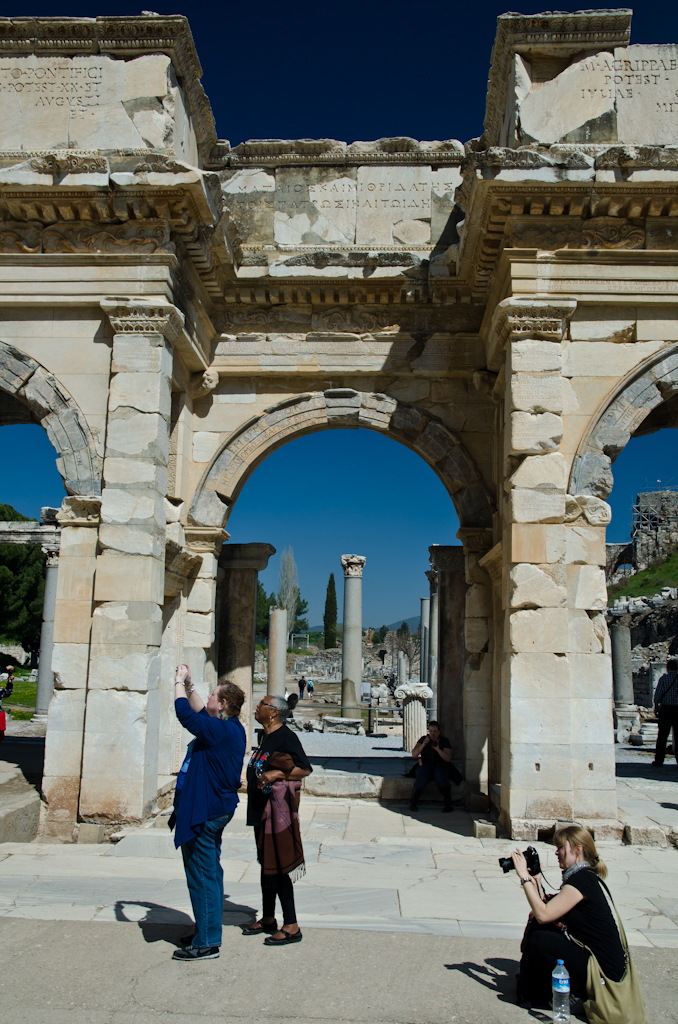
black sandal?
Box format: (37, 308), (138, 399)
(264, 929), (303, 945)
(241, 919), (278, 936)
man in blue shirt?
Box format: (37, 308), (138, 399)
(172, 664), (246, 961)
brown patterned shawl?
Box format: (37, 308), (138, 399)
(257, 751), (306, 882)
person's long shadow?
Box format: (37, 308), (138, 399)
(114, 896), (258, 946)
(444, 958), (550, 1021)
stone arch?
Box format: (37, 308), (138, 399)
(189, 389), (494, 529)
(570, 345), (678, 499)
(0, 339), (101, 495)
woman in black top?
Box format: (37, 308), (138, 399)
(513, 824), (626, 1010)
(242, 693), (312, 944)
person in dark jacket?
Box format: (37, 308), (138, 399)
(171, 663), (246, 962)
(0, 669), (13, 746)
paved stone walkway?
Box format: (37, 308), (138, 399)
(1, 799), (677, 947)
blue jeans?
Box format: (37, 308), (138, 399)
(414, 762), (451, 794)
(181, 811), (234, 948)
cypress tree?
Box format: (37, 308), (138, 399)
(323, 572), (338, 649)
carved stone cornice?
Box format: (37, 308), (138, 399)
(482, 10), (632, 148)
(0, 15), (218, 166)
(0, 521), (60, 550)
(488, 297), (577, 358)
(100, 298), (185, 346)
(229, 137), (464, 167)
(0, 220), (173, 256)
(55, 495), (102, 526)
(341, 554), (366, 578)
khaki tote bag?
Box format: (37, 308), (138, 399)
(569, 878), (647, 1024)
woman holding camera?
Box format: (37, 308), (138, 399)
(171, 664), (246, 962)
(514, 824), (626, 1011)
(242, 693), (312, 944)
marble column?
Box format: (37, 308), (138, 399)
(426, 568), (439, 716)
(268, 607), (288, 697)
(420, 597), (430, 684)
(218, 543), (275, 747)
(396, 682), (433, 752)
(398, 649), (407, 684)
(33, 548), (59, 721)
(610, 617), (639, 742)
(341, 554), (366, 715)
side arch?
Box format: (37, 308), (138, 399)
(570, 346), (678, 499)
(189, 389), (495, 530)
(0, 340), (102, 495)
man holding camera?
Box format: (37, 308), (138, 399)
(409, 720), (459, 813)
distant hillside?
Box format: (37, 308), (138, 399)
(609, 550), (678, 602)
(308, 614), (420, 633)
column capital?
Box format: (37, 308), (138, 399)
(425, 568), (438, 593)
(456, 526), (494, 555)
(341, 553), (366, 578)
(429, 544), (464, 573)
(488, 296), (577, 354)
(219, 542), (276, 572)
(55, 495), (102, 527)
(184, 526), (229, 556)
(100, 298), (185, 346)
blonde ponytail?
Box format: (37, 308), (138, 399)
(554, 824), (607, 880)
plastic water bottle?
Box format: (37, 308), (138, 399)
(552, 960), (570, 1022)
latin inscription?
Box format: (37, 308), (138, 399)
(576, 51), (678, 111)
(0, 63), (102, 109)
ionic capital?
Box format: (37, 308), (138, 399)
(100, 298), (185, 347)
(341, 554), (366, 578)
(425, 568), (438, 594)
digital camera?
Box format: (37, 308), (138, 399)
(498, 845), (541, 876)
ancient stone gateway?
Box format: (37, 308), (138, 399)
(2, 10), (678, 838)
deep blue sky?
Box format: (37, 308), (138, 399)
(2, 4), (678, 622)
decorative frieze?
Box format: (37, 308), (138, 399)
(100, 299), (185, 346)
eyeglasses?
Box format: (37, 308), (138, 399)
(257, 701), (276, 709)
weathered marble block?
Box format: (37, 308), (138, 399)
(509, 608), (569, 653)
(509, 564), (567, 609)
(509, 412), (563, 454)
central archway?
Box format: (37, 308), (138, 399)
(189, 389), (495, 530)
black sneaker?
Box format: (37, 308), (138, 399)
(179, 932), (196, 947)
(172, 945), (220, 961)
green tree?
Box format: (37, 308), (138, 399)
(323, 572), (338, 649)
(256, 581), (276, 639)
(0, 504), (46, 656)
(292, 593), (309, 634)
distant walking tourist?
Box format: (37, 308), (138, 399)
(514, 824), (645, 1021)
(410, 720), (461, 813)
(170, 664), (246, 962)
(0, 669), (14, 746)
(298, 676), (307, 699)
(653, 658), (678, 767)
(306, 678), (314, 698)
(242, 694), (312, 944)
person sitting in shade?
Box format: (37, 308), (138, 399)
(410, 720), (460, 813)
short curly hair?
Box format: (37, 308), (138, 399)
(215, 679), (245, 718)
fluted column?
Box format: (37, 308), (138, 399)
(341, 554), (366, 715)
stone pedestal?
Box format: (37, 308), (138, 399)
(420, 597), (430, 684)
(218, 543), (275, 746)
(395, 682), (433, 752)
(268, 607), (288, 697)
(341, 554), (365, 715)
(34, 549), (58, 721)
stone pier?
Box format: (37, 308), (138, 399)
(218, 543), (275, 744)
(35, 549), (58, 721)
(420, 597), (430, 685)
(426, 568), (439, 717)
(341, 554), (366, 715)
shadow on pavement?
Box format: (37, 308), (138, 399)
(0, 736), (44, 791)
(444, 958), (550, 1021)
(397, 804), (474, 836)
(616, 762), (678, 780)
(113, 896), (258, 946)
